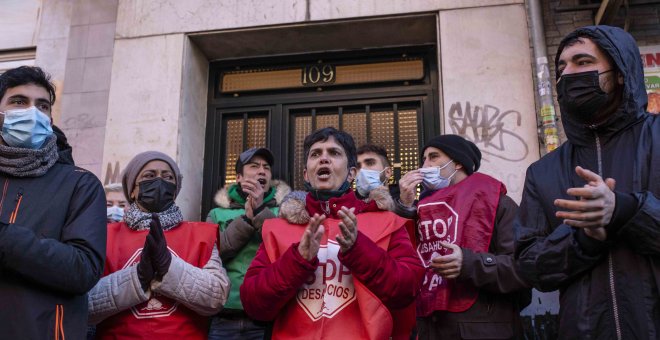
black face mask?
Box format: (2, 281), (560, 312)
(557, 70), (612, 124)
(137, 178), (177, 212)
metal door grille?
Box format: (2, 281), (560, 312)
(289, 102), (421, 190)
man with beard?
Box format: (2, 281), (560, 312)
(515, 25), (660, 338)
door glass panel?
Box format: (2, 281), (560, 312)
(224, 118), (244, 185)
(293, 115), (312, 190)
(342, 111), (367, 148)
(369, 109), (396, 168)
(223, 114), (268, 187)
(398, 108), (420, 175)
(247, 117), (267, 148)
(316, 114), (338, 129)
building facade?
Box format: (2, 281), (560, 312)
(2, 0), (659, 337)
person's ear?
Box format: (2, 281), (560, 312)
(130, 185), (138, 201)
(385, 166), (393, 179)
(617, 72), (624, 85)
(303, 167), (309, 183)
(347, 167), (357, 183)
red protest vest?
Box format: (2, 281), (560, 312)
(415, 173), (504, 316)
(96, 221), (218, 340)
(262, 211), (414, 340)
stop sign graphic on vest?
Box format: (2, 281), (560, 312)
(416, 201), (459, 268)
(122, 247), (180, 319)
(414, 173), (503, 315)
(296, 239), (357, 320)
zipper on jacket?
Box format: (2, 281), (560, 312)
(54, 304), (65, 340)
(595, 133), (622, 340)
(9, 190), (23, 224)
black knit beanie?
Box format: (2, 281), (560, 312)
(421, 135), (481, 175)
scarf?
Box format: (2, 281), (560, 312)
(0, 134), (58, 177)
(124, 202), (184, 231)
(304, 180), (351, 202)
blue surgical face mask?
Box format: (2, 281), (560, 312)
(355, 167), (388, 196)
(1, 106), (53, 149)
(107, 205), (124, 222)
(420, 160), (457, 191)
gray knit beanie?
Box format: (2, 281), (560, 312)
(122, 151), (183, 203)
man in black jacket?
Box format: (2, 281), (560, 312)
(515, 26), (660, 339)
(0, 66), (107, 339)
(396, 135), (530, 339)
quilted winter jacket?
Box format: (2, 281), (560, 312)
(514, 26), (660, 339)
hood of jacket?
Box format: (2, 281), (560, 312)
(53, 125), (75, 165)
(555, 25), (648, 147)
(213, 179), (291, 209)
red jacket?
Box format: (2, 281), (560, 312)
(240, 190), (424, 339)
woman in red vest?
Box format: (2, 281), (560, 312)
(88, 151), (230, 340)
(240, 127), (424, 340)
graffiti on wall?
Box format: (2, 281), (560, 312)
(104, 161), (122, 185)
(448, 101), (529, 162)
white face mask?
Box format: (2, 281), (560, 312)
(1, 106), (53, 149)
(420, 160), (457, 191)
(355, 167), (387, 196)
(107, 206), (124, 222)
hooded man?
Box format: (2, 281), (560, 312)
(207, 147), (291, 340)
(396, 134), (530, 339)
(515, 26), (660, 338)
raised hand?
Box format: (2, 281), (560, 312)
(430, 241), (463, 279)
(298, 214), (326, 261)
(336, 207), (358, 253)
(554, 166), (616, 240)
(399, 170), (423, 207)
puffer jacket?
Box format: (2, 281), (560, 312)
(514, 26), (660, 339)
(0, 160), (107, 339)
(206, 180), (290, 310)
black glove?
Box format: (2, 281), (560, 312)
(149, 213), (172, 280)
(137, 235), (155, 291)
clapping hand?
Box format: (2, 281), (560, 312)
(298, 214), (325, 261)
(242, 178), (264, 219)
(336, 207), (358, 253)
(554, 166), (616, 241)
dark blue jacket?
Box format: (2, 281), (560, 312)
(515, 26), (660, 339)
(0, 155), (106, 339)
